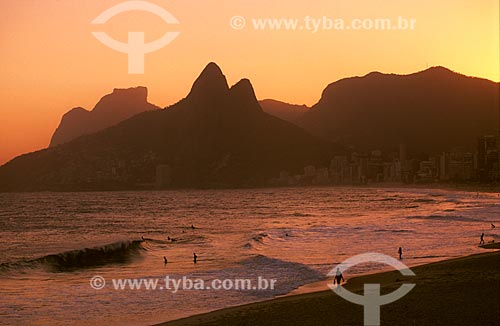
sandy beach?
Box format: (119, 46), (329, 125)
(158, 251), (500, 326)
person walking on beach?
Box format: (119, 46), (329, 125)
(193, 253), (198, 264)
(480, 233), (485, 245)
(398, 247), (403, 260)
(333, 268), (344, 288)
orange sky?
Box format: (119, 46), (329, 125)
(0, 0), (499, 165)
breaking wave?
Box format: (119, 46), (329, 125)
(1, 239), (145, 273)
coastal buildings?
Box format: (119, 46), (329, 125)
(477, 135), (499, 182)
(271, 136), (500, 186)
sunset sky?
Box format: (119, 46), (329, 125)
(0, 0), (499, 165)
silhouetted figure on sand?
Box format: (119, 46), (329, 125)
(193, 253), (198, 264)
(191, 225), (195, 230)
(492, 224), (496, 229)
(163, 256), (168, 265)
(333, 268), (344, 288)
(398, 247), (403, 260)
(480, 233), (485, 245)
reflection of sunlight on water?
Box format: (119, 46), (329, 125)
(0, 187), (499, 325)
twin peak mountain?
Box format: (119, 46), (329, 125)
(50, 63), (261, 147)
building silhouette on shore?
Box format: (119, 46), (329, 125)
(271, 135), (500, 186)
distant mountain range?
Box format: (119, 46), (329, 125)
(48, 66), (498, 155)
(1, 64), (498, 191)
(298, 67), (499, 152)
(50, 87), (159, 147)
(0, 63), (334, 191)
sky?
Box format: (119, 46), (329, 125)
(0, 0), (499, 165)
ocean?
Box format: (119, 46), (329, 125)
(1, 187), (498, 325)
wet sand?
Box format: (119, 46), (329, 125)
(480, 242), (500, 249)
(157, 251), (500, 326)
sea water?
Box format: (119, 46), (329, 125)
(1, 187), (498, 325)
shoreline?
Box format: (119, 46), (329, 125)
(285, 241), (500, 297)
(156, 250), (500, 326)
(3, 182), (500, 194)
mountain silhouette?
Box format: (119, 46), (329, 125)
(259, 99), (309, 123)
(0, 63), (335, 191)
(298, 67), (499, 152)
(49, 87), (159, 147)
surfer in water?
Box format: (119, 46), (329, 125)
(398, 247), (403, 260)
(333, 268), (344, 288)
(480, 233), (485, 245)
(193, 253), (198, 264)
(163, 256), (168, 265)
